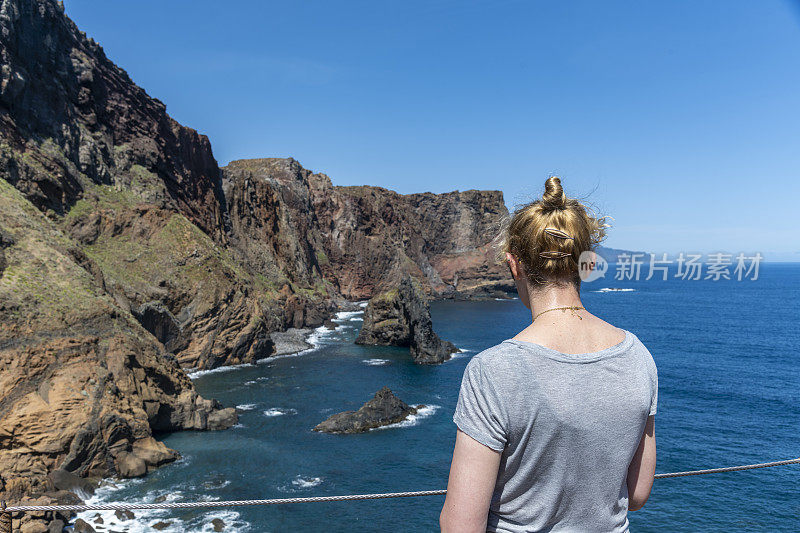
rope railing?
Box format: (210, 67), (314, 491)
(0, 457), (797, 530)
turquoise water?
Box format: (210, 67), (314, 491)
(77, 264), (800, 532)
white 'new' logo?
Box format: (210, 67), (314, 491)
(578, 251), (608, 282)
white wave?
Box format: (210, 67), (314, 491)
(232, 423), (245, 429)
(201, 479), (231, 490)
(73, 481), (251, 532)
(292, 475), (323, 489)
(313, 324), (336, 337)
(595, 287), (636, 293)
(362, 358), (390, 366)
(372, 404), (440, 431)
(448, 347), (473, 360)
(244, 376), (269, 386)
(334, 310), (364, 321)
(187, 363), (255, 380)
(263, 407), (298, 417)
(350, 316), (363, 322)
(358, 300), (369, 308)
(198, 510), (250, 532)
(236, 403), (257, 411)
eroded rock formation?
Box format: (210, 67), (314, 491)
(313, 387), (418, 434)
(356, 276), (458, 364)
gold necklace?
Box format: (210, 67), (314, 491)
(533, 305), (585, 321)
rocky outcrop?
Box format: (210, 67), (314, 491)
(356, 276), (458, 364)
(0, 178), (236, 514)
(313, 387), (418, 434)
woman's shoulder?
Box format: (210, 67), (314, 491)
(464, 341), (525, 375)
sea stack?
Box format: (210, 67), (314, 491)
(356, 276), (458, 364)
(313, 387), (419, 434)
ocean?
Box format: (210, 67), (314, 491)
(76, 263), (800, 532)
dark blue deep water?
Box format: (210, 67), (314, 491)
(78, 264), (800, 532)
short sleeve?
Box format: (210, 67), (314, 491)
(646, 352), (658, 416)
(452, 358), (507, 452)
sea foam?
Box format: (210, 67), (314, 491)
(373, 404), (440, 431)
(73, 480), (252, 533)
(263, 407), (298, 417)
(362, 358), (390, 366)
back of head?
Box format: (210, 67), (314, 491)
(500, 177), (607, 289)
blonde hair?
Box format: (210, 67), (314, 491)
(499, 176), (608, 288)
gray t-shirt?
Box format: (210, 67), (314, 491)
(453, 329), (657, 533)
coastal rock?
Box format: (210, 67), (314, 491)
(47, 469), (96, 496)
(207, 406), (238, 430)
(114, 510), (135, 520)
(129, 437), (180, 471)
(313, 387), (417, 433)
(356, 276), (458, 364)
(72, 519), (95, 533)
(73, 519), (96, 533)
(20, 520), (49, 533)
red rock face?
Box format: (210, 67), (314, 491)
(222, 158), (514, 301)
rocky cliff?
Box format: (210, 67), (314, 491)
(0, 178), (236, 503)
(0, 0), (512, 514)
(222, 157), (513, 301)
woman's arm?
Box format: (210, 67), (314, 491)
(440, 429), (502, 533)
(626, 414), (656, 511)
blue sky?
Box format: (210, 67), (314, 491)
(63, 1), (800, 259)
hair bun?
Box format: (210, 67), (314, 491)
(542, 176), (567, 211)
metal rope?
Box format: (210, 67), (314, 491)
(2, 457), (798, 514)
(653, 457), (800, 478)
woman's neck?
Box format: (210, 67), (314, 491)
(526, 283), (583, 324)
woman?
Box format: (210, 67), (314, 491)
(440, 177), (657, 533)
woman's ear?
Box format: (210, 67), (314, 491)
(505, 252), (524, 280)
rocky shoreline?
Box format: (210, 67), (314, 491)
(12, 306), (360, 532)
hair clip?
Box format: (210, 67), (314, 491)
(539, 251), (572, 259)
(544, 227), (574, 240)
